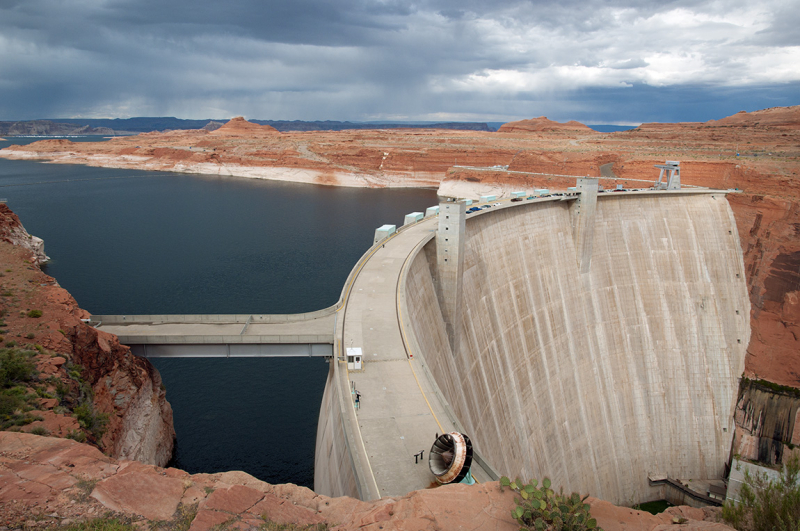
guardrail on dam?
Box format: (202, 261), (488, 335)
(315, 185), (749, 505)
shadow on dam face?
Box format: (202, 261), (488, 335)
(403, 192), (750, 504)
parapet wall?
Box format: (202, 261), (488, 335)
(404, 192), (750, 504)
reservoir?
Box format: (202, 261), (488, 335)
(0, 137), (438, 488)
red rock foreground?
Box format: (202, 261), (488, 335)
(0, 432), (731, 530)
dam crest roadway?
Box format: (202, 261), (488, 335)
(95, 178), (750, 505)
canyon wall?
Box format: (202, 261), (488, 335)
(0, 204), (175, 466)
(403, 193), (749, 505)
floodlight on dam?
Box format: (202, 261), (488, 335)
(429, 432), (474, 484)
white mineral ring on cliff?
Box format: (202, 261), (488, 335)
(429, 432), (473, 484)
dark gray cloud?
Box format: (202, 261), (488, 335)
(0, 0), (796, 123)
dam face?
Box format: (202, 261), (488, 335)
(403, 193), (749, 504)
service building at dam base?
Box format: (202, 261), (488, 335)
(99, 174), (750, 507)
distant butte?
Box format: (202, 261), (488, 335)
(497, 116), (594, 133)
(210, 116), (280, 136)
(707, 105), (800, 128)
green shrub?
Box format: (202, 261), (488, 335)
(66, 429), (87, 443)
(55, 380), (71, 403)
(56, 517), (138, 531)
(5, 340), (16, 348)
(26, 309), (42, 318)
(30, 426), (49, 436)
(74, 402), (109, 439)
(500, 476), (601, 530)
(26, 332), (35, 339)
(0, 348), (37, 387)
(0, 392), (24, 417)
(259, 520), (329, 531)
(722, 454), (800, 531)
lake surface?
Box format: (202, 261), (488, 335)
(0, 137), (438, 487)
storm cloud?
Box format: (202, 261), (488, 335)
(0, 0), (797, 123)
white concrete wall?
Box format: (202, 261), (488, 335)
(314, 361), (359, 498)
(404, 193), (750, 504)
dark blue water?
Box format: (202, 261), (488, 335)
(0, 137), (437, 486)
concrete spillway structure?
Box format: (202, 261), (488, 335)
(402, 191), (749, 504)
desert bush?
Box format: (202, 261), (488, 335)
(0, 347), (37, 386)
(721, 454), (800, 531)
(74, 402), (109, 439)
(500, 476), (601, 530)
(66, 429), (87, 443)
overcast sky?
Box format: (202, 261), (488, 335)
(0, 0), (797, 124)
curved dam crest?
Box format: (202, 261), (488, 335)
(401, 192), (749, 504)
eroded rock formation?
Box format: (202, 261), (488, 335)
(0, 432), (732, 531)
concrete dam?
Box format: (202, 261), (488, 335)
(98, 182), (750, 505)
(315, 185), (749, 505)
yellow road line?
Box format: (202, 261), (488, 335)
(405, 358), (444, 433)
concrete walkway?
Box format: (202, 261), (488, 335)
(94, 313), (335, 344)
(339, 213), (494, 498)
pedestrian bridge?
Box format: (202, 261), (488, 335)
(91, 310), (335, 358)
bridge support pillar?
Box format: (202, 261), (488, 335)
(437, 200), (466, 354)
(574, 178), (599, 274)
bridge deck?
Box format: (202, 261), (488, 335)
(95, 314), (335, 344)
(93, 313), (335, 357)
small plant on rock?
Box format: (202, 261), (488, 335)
(721, 454), (800, 531)
(66, 429), (87, 442)
(26, 309), (42, 318)
(500, 476), (601, 531)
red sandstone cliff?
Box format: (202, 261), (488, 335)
(0, 204), (175, 466)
